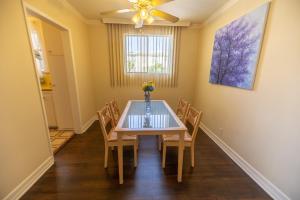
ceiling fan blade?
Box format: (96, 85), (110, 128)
(100, 9), (134, 16)
(150, 9), (179, 23)
(151, 0), (174, 6)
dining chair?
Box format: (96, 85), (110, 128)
(108, 99), (121, 127)
(108, 100), (140, 150)
(176, 98), (190, 121)
(162, 106), (202, 168)
(97, 105), (138, 168)
(158, 98), (190, 151)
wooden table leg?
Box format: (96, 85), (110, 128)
(117, 133), (123, 184)
(177, 131), (184, 182)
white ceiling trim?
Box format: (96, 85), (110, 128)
(101, 18), (191, 27)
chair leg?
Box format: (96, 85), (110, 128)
(162, 143), (167, 168)
(191, 145), (195, 168)
(158, 136), (162, 151)
(104, 143), (108, 168)
(134, 143), (138, 167)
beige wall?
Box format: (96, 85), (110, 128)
(24, 0), (96, 127)
(2, 0), (299, 199)
(193, 0), (300, 199)
(88, 23), (200, 110)
(0, 0), (52, 198)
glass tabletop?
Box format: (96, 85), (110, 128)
(121, 101), (180, 129)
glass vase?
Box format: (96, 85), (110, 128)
(144, 91), (150, 103)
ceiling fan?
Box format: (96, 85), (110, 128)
(100, 0), (179, 28)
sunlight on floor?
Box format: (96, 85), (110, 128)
(49, 130), (74, 153)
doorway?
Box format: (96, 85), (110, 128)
(24, 7), (81, 154)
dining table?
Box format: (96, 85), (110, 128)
(114, 100), (187, 184)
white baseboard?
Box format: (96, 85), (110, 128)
(200, 122), (290, 200)
(79, 114), (97, 134)
(3, 156), (54, 200)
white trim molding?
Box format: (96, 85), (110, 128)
(101, 18), (191, 27)
(79, 114), (98, 134)
(200, 122), (290, 200)
(3, 156), (54, 200)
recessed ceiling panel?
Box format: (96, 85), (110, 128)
(66, 0), (229, 23)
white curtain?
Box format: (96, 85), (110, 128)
(107, 24), (181, 87)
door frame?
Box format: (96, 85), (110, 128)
(22, 2), (82, 154)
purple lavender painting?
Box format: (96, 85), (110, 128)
(209, 3), (269, 89)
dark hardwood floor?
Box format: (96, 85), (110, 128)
(22, 122), (271, 200)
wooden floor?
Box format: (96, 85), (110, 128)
(22, 122), (271, 200)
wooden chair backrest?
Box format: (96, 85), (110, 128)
(97, 105), (114, 142)
(109, 99), (121, 126)
(176, 98), (190, 121)
(184, 106), (203, 142)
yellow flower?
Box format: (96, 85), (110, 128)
(142, 81), (155, 92)
(148, 81), (154, 86)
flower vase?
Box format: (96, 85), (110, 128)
(144, 91), (151, 103)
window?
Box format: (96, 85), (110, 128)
(107, 24), (181, 87)
(28, 17), (48, 76)
(30, 30), (47, 73)
(124, 34), (173, 74)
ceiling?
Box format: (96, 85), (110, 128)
(66, 0), (229, 24)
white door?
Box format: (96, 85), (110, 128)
(48, 55), (73, 130)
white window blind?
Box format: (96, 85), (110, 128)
(124, 34), (173, 74)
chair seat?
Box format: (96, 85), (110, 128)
(162, 131), (192, 142)
(108, 130), (137, 141)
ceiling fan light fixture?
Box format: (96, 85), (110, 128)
(135, 17), (143, 28)
(132, 13), (140, 23)
(101, 0), (178, 28)
(146, 16), (154, 24)
(139, 9), (148, 19)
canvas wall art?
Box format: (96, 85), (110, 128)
(209, 3), (270, 89)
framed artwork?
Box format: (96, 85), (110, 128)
(209, 3), (270, 89)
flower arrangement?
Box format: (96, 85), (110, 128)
(142, 81), (155, 102)
(142, 81), (155, 92)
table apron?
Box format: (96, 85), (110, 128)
(115, 130), (185, 136)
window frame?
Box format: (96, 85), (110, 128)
(123, 33), (173, 75)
